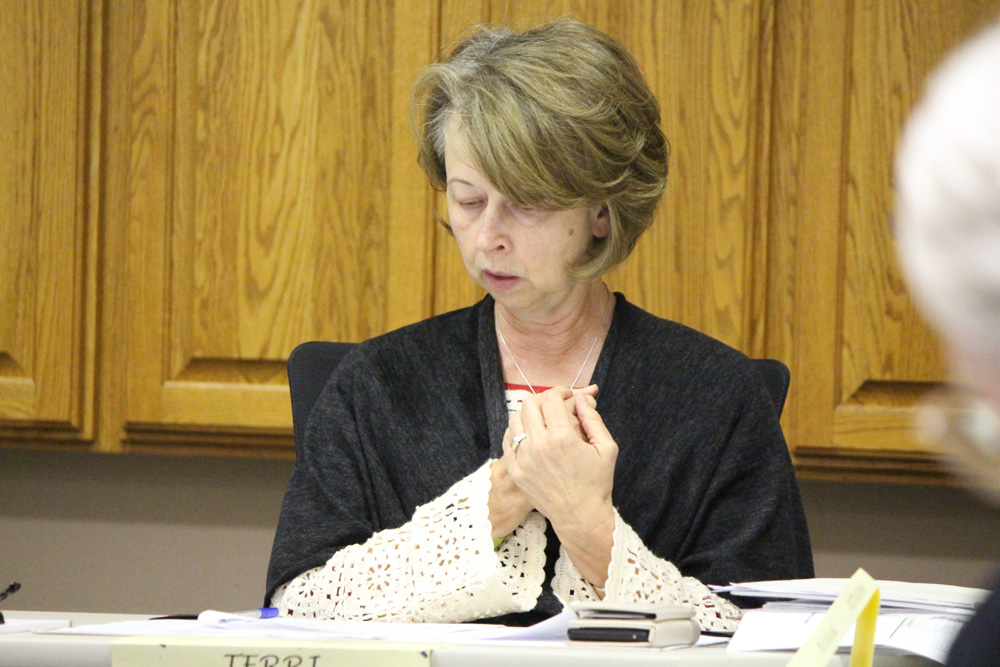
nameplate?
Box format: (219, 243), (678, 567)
(111, 636), (433, 667)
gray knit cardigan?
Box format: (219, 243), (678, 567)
(266, 294), (813, 624)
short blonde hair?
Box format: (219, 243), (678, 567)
(411, 19), (668, 280)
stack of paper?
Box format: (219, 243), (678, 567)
(712, 578), (990, 664)
(716, 578), (986, 614)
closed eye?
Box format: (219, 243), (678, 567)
(510, 202), (548, 220)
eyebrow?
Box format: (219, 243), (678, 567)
(445, 178), (481, 188)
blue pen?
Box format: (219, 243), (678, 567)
(233, 607), (279, 619)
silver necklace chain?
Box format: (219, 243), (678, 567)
(497, 290), (613, 394)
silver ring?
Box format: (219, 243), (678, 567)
(511, 433), (527, 453)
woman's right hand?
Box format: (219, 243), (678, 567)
(488, 387), (597, 539)
(504, 386), (615, 529)
(504, 385), (618, 588)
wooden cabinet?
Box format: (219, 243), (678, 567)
(2, 0), (998, 478)
(0, 0), (98, 448)
(97, 1), (436, 455)
(768, 1), (1000, 480)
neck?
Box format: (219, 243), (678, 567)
(495, 282), (613, 389)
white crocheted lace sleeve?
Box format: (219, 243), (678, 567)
(552, 509), (742, 632)
(271, 461), (547, 623)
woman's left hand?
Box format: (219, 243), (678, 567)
(504, 386), (617, 536)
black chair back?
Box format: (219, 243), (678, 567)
(286, 341), (355, 455)
(750, 358), (791, 417)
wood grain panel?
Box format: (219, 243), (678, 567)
(0, 0), (96, 443)
(833, 0), (1000, 456)
(385, 2), (440, 332)
(766, 0), (851, 454)
(433, 0), (771, 354)
(432, 0), (491, 316)
(9, 0), (994, 475)
(173, 1), (320, 379)
(99, 1), (436, 453)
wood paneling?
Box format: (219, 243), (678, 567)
(0, 0), (96, 444)
(830, 2), (1000, 462)
(432, 1), (490, 315)
(98, 1), (436, 454)
(765, 0), (853, 460)
(5, 0), (1000, 478)
(768, 1), (1000, 478)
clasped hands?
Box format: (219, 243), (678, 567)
(488, 385), (618, 589)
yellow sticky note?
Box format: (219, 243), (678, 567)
(787, 568), (880, 667)
(850, 586), (880, 667)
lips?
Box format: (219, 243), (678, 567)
(482, 269), (520, 291)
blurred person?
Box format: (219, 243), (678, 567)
(894, 19), (1000, 667)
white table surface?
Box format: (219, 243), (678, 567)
(0, 610), (937, 667)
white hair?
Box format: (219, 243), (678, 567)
(895, 20), (1000, 363)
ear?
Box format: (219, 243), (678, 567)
(591, 204), (611, 239)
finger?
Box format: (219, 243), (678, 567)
(563, 393), (581, 418)
(540, 387), (578, 432)
(511, 432), (530, 459)
(546, 385), (576, 399)
(564, 391), (597, 417)
(505, 412), (528, 458)
(576, 394), (614, 447)
(520, 392), (547, 435)
(567, 386), (598, 419)
(507, 409), (525, 437)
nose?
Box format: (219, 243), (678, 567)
(475, 203), (509, 253)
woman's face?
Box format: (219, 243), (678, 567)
(442, 120), (609, 317)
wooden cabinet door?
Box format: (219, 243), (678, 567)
(768, 0), (1000, 478)
(98, 1), (436, 454)
(0, 0), (97, 447)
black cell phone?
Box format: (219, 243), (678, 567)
(567, 626), (651, 642)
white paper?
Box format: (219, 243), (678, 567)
(728, 609), (964, 664)
(0, 618), (71, 635)
(714, 578), (988, 613)
(47, 609), (575, 644)
(877, 614), (966, 664)
(46, 619), (235, 639)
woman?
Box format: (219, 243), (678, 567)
(893, 20), (1000, 666)
(266, 19), (812, 631)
